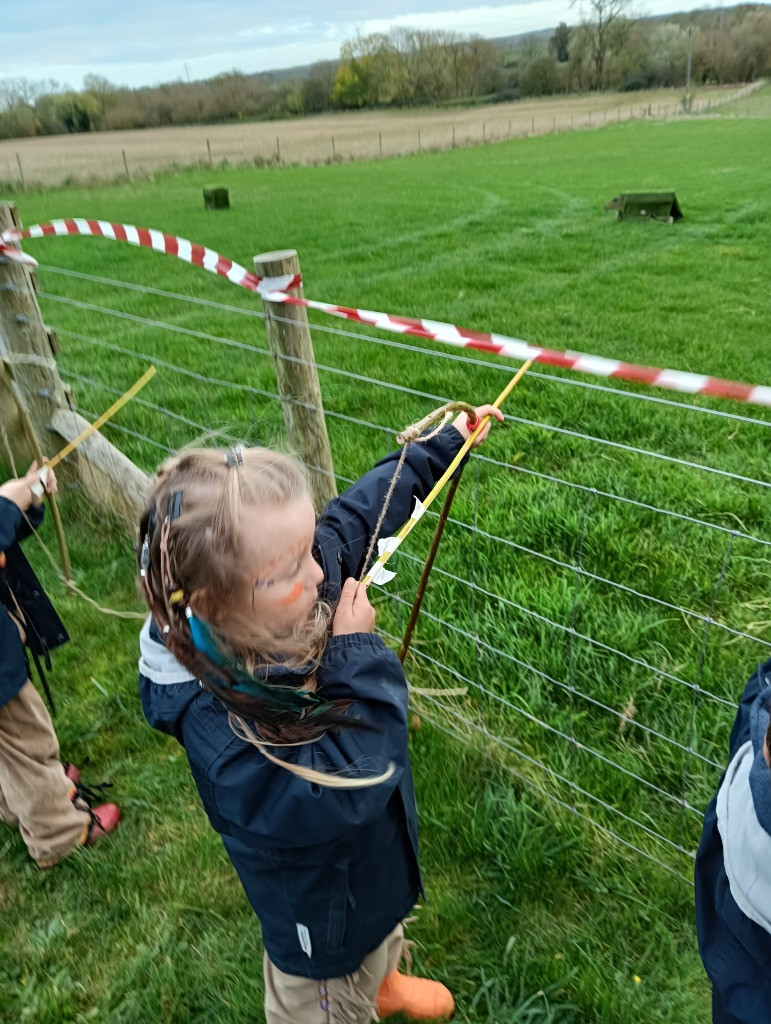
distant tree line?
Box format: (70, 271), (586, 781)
(1, 5), (769, 139)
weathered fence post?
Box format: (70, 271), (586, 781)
(0, 203), (69, 457)
(253, 249), (337, 509)
(0, 201), (149, 529)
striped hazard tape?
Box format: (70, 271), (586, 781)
(263, 290), (771, 408)
(4, 218), (770, 409)
(0, 218), (300, 293)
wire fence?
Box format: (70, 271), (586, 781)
(34, 259), (771, 885)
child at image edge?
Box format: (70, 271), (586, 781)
(695, 659), (771, 1023)
(138, 405), (502, 1024)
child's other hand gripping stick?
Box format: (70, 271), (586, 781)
(334, 577), (377, 636)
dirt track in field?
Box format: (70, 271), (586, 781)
(0, 83), (759, 188)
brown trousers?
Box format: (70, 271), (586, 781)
(0, 679), (90, 867)
(263, 923), (404, 1024)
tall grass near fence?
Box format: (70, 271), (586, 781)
(2, 115), (770, 1022)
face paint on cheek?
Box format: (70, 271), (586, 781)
(277, 581), (304, 606)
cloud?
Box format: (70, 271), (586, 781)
(2, 0), (718, 89)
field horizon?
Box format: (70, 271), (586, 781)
(0, 81), (763, 189)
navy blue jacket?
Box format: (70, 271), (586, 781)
(0, 496), (69, 709)
(139, 426), (466, 977)
(695, 660), (771, 1024)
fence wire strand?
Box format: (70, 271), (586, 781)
(34, 263), (771, 884)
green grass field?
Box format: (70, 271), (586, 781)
(2, 111), (770, 1023)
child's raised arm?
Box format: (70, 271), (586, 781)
(316, 404), (502, 584)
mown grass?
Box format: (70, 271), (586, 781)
(715, 80), (771, 117)
(2, 113), (770, 1022)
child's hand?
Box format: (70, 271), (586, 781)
(26, 460), (57, 506)
(0, 461), (55, 511)
(452, 404), (504, 448)
(333, 577), (376, 636)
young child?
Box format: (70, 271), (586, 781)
(137, 405), (502, 1024)
(0, 462), (120, 868)
(695, 659), (771, 1023)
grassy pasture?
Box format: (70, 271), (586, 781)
(2, 113), (771, 1022)
(715, 80), (771, 117)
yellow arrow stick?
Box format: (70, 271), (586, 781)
(360, 359), (533, 589)
(45, 365), (157, 471)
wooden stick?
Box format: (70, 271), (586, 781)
(398, 472), (463, 663)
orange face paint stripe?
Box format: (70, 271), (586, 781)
(277, 582), (304, 606)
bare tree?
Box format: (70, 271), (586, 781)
(571, 0), (633, 88)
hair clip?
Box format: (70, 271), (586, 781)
(169, 588), (185, 605)
(225, 445), (244, 469)
(139, 535), (151, 576)
(166, 490), (183, 521)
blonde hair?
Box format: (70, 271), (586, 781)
(139, 446), (393, 789)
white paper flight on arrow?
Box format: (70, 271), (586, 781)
(368, 562), (398, 587)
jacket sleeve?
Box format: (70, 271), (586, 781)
(0, 496), (23, 551)
(0, 495), (43, 547)
(315, 424), (466, 582)
(16, 502), (44, 542)
(0, 605), (29, 707)
(206, 633), (410, 848)
(728, 659), (771, 757)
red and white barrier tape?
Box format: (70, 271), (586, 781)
(263, 292), (771, 408)
(4, 218), (770, 409)
(0, 219), (300, 293)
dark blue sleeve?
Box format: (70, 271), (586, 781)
(728, 660), (771, 758)
(315, 424), (466, 582)
(0, 606), (28, 708)
(0, 495), (23, 550)
(206, 633), (410, 848)
(16, 502), (44, 542)
(0, 495), (42, 546)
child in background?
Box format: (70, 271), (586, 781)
(695, 659), (771, 1023)
(137, 405), (502, 1023)
(0, 462), (120, 868)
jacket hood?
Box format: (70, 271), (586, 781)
(138, 616), (200, 737)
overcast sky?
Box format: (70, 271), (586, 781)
(1, 2), (752, 90)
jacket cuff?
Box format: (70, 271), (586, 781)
(324, 632), (389, 655)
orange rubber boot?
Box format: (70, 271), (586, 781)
(376, 970), (454, 1021)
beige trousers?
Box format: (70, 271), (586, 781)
(263, 923), (404, 1024)
(0, 679), (90, 867)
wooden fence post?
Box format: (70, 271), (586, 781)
(253, 249), (337, 510)
(0, 201), (149, 529)
(0, 202), (69, 457)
